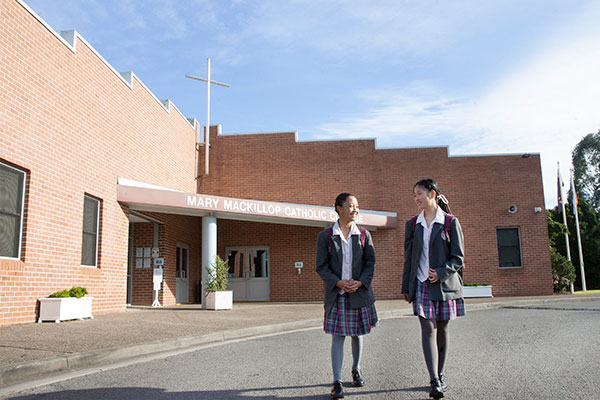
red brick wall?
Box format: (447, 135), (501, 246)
(202, 129), (553, 299)
(0, 0), (198, 325)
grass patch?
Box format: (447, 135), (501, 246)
(574, 289), (600, 295)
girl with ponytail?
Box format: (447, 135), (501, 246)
(401, 179), (465, 399)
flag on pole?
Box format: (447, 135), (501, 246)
(569, 171), (578, 215)
(557, 165), (565, 213)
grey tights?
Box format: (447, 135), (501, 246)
(331, 335), (363, 382)
(419, 317), (450, 380)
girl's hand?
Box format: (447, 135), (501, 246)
(343, 280), (363, 293)
(403, 293), (410, 302)
(428, 268), (439, 283)
(336, 280), (348, 290)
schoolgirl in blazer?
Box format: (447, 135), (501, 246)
(316, 224), (376, 315)
(316, 193), (378, 399)
(401, 179), (465, 400)
(402, 209), (465, 303)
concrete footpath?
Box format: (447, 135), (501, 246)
(1, 294), (598, 389)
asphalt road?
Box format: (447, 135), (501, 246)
(4, 299), (599, 399)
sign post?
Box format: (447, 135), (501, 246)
(152, 258), (164, 307)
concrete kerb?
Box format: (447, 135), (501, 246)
(0, 357), (68, 388)
(465, 294), (600, 310)
(1, 295), (599, 388)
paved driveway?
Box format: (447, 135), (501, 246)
(3, 297), (599, 399)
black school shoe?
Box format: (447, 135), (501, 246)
(351, 369), (365, 387)
(429, 378), (444, 399)
(331, 381), (344, 398)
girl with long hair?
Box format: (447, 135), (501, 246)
(402, 179), (465, 399)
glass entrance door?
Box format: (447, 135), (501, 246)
(176, 243), (189, 303)
(226, 247), (270, 301)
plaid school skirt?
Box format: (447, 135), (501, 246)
(414, 280), (465, 321)
(324, 294), (378, 336)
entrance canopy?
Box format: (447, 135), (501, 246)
(117, 179), (397, 230)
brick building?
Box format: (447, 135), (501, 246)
(0, 0), (552, 326)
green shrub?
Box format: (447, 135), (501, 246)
(48, 289), (70, 298)
(69, 287), (88, 298)
(48, 287), (88, 298)
(206, 255), (229, 292)
(551, 246), (576, 293)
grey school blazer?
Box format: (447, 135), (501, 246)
(402, 213), (465, 302)
(316, 227), (376, 315)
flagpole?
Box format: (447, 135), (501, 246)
(557, 162), (573, 293)
(570, 170), (587, 291)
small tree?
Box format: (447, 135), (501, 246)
(205, 255), (229, 292)
(550, 247), (576, 293)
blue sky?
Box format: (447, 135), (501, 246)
(23, 0), (600, 207)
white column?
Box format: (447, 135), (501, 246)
(201, 215), (217, 309)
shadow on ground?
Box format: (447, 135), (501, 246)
(7, 384), (432, 400)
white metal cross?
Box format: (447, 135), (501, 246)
(186, 58), (230, 176)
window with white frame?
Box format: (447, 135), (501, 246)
(81, 195), (100, 267)
(0, 161), (26, 259)
(496, 227), (522, 268)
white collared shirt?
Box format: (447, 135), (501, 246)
(332, 220), (361, 294)
(416, 207), (446, 283)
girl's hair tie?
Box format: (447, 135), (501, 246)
(437, 194), (449, 205)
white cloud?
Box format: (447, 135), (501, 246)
(307, 2), (600, 208)
(243, 1), (489, 59)
(310, 88), (474, 147)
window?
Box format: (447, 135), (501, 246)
(252, 249), (269, 278)
(0, 162), (26, 259)
(81, 195), (100, 267)
(496, 227), (522, 268)
(135, 247), (152, 269)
